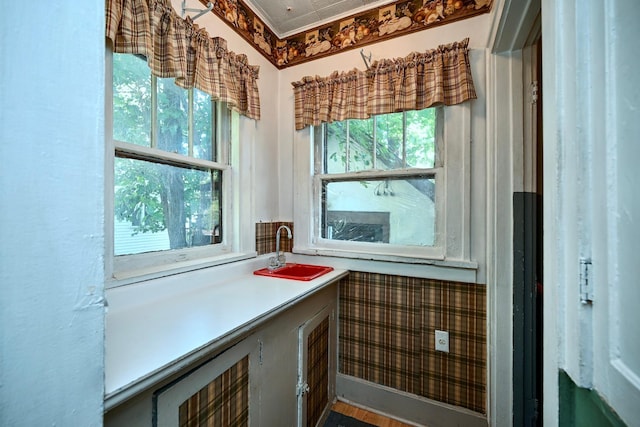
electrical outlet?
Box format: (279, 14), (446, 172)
(435, 330), (449, 353)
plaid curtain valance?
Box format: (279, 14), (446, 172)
(291, 38), (476, 130)
(106, 0), (261, 120)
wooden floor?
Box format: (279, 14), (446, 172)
(331, 401), (415, 427)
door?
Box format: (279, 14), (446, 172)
(542, 0), (640, 424)
(591, 0), (640, 420)
(297, 304), (335, 427)
(154, 338), (257, 427)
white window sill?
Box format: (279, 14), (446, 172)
(291, 249), (479, 283)
(108, 252), (257, 288)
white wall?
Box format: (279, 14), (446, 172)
(0, 3), (105, 426)
(176, 1), (281, 223)
(179, 1), (494, 248)
(278, 15), (492, 284)
(278, 14), (493, 219)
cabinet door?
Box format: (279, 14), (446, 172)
(154, 338), (258, 427)
(297, 304), (336, 427)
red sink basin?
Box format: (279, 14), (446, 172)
(253, 263), (334, 281)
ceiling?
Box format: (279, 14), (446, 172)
(243, 0), (397, 38)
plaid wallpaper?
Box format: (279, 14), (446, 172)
(339, 273), (422, 394)
(306, 317), (330, 427)
(339, 272), (486, 414)
(178, 356), (249, 427)
(255, 222), (294, 255)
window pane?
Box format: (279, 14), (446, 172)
(112, 53), (151, 146)
(114, 157), (222, 255)
(405, 109), (436, 168)
(347, 118), (374, 172)
(157, 78), (188, 155)
(322, 177), (435, 246)
(193, 88), (214, 161)
(325, 121), (347, 173)
(325, 119), (375, 173)
(375, 112), (404, 170)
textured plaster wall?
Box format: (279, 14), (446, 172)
(0, 3), (106, 425)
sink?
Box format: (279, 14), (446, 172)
(253, 263), (334, 281)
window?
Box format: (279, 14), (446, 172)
(315, 109), (443, 256)
(108, 52), (243, 278)
(294, 103), (473, 264)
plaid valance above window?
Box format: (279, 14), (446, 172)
(106, 0), (261, 120)
(291, 38), (476, 130)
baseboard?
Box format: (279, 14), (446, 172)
(336, 374), (487, 427)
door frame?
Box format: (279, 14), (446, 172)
(486, 0), (541, 425)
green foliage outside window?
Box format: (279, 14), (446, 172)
(112, 53), (221, 255)
(326, 109), (436, 173)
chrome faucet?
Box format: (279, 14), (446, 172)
(268, 225), (292, 270)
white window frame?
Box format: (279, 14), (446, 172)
(105, 47), (254, 285)
(293, 104), (472, 265)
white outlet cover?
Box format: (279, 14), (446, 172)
(435, 330), (449, 353)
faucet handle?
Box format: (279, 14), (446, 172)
(268, 256), (279, 270)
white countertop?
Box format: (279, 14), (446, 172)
(104, 255), (347, 409)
